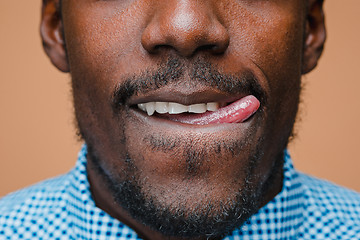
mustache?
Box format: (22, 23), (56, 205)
(112, 57), (267, 109)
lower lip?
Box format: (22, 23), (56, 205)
(166, 95), (260, 125)
(131, 95), (260, 127)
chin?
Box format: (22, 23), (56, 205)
(86, 122), (283, 238)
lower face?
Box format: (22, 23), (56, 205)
(62, 0), (305, 238)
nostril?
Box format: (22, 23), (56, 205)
(195, 44), (228, 55)
(197, 45), (217, 51)
(154, 44), (172, 51)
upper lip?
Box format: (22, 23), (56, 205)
(127, 86), (251, 107)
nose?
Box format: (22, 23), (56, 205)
(141, 0), (230, 57)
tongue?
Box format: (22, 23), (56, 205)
(166, 95), (260, 125)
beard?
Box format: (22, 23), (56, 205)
(78, 56), (286, 238)
(86, 133), (283, 238)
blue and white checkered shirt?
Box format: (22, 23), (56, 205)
(1, 145), (360, 239)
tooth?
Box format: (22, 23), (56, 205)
(155, 102), (169, 114)
(188, 103), (207, 113)
(138, 103), (146, 112)
(145, 102), (155, 116)
(141, 101), (220, 115)
(207, 102), (219, 112)
(168, 102), (189, 114)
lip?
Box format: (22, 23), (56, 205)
(127, 86), (251, 106)
(124, 78), (265, 131)
(128, 101), (259, 132)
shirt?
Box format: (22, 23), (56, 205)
(1, 145), (360, 240)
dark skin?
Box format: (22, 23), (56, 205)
(41, 0), (325, 239)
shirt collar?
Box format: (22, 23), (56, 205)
(67, 145), (305, 239)
(228, 151), (306, 239)
(67, 145), (140, 239)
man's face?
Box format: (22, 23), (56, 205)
(43, 0), (324, 238)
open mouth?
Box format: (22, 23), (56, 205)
(132, 95), (260, 125)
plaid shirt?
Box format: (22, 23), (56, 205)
(1, 145), (360, 240)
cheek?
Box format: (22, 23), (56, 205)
(230, 7), (304, 108)
(225, 3), (305, 84)
(63, 1), (150, 88)
(62, 2), (149, 149)
(222, 4), (305, 153)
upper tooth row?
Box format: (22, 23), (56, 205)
(138, 102), (220, 116)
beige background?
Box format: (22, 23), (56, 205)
(0, 1), (359, 197)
